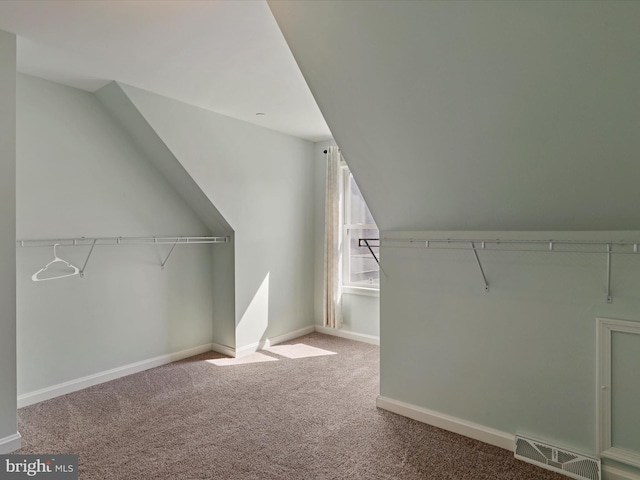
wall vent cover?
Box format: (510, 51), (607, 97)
(514, 435), (601, 480)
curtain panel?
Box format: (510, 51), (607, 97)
(323, 146), (342, 329)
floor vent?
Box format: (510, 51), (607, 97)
(514, 435), (601, 480)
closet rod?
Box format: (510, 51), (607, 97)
(375, 237), (640, 304)
(382, 238), (640, 254)
(17, 236), (229, 248)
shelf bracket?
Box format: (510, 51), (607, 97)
(471, 242), (489, 293)
(161, 238), (180, 270)
(358, 238), (387, 278)
(79, 239), (97, 278)
(359, 238), (380, 265)
(606, 244), (613, 304)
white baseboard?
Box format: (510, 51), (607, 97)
(376, 395), (515, 451)
(604, 465), (640, 480)
(0, 432), (22, 454)
(377, 396), (640, 480)
(315, 325), (380, 345)
(235, 325), (316, 358)
(268, 325), (316, 346)
(211, 342), (236, 358)
(18, 343), (213, 408)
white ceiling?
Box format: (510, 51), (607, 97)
(0, 0), (331, 142)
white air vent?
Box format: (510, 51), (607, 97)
(515, 435), (601, 480)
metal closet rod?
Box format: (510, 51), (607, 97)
(381, 238), (640, 254)
(18, 236), (229, 276)
(17, 236), (229, 248)
(374, 237), (640, 304)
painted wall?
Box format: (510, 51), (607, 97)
(16, 75), (214, 395)
(0, 29), (17, 449)
(269, 0), (640, 232)
(381, 231), (640, 470)
(341, 293), (379, 338)
(119, 85), (316, 350)
(270, 1), (640, 475)
(94, 82), (235, 350)
(313, 140), (379, 338)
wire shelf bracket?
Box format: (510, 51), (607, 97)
(79, 239), (97, 277)
(160, 238), (180, 271)
(378, 237), (640, 304)
(358, 238), (380, 265)
(358, 238), (387, 278)
(470, 241), (490, 293)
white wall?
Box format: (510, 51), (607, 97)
(270, 1), (640, 476)
(94, 82), (235, 350)
(119, 85), (316, 350)
(313, 140), (379, 338)
(16, 75), (215, 395)
(341, 293), (379, 338)
(269, 0), (640, 232)
(381, 231), (640, 463)
(0, 29), (17, 451)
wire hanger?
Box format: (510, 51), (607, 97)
(32, 244), (80, 282)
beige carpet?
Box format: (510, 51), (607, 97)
(17, 333), (564, 479)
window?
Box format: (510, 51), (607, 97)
(342, 167), (379, 289)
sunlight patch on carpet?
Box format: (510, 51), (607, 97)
(207, 352), (279, 366)
(263, 343), (337, 359)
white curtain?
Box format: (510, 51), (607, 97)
(324, 146), (342, 329)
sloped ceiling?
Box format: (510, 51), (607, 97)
(269, 1), (640, 231)
(95, 82), (233, 235)
(0, 0), (330, 141)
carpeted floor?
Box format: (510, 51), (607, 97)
(17, 333), (564, 479)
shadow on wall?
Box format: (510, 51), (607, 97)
(165, 244), (215, 352)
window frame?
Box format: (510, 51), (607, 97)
(340, 165), (379, 294)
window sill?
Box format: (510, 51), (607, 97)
(342, 286), (380, 297)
